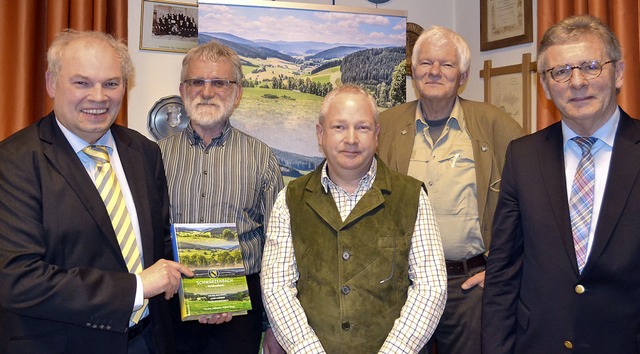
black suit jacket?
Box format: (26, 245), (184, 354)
(482, 109), (640, 353)
(0, 112), (175, 354)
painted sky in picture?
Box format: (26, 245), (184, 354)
(197, 1), (407, 182)
(198, 3), (406, 46)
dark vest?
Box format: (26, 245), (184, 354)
(286, 157), (423, 353)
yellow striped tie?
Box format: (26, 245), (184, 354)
(83, 145), (148, 324)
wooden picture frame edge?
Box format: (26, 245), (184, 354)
(480, 0), (533, 51)
(479, 53), (537, 134)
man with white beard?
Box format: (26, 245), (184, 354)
(158, 41), (284, 354)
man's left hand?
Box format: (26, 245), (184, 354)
(263, 327), (285, 354)
(461, 270), (485, 290)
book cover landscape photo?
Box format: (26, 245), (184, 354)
(171, 223), (252, 321)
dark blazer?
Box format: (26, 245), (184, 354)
(0, 112), (175, 354)
(482, 109), (640, 354)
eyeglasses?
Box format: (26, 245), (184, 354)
(182, 79), (238, 89)
(545, 60), (613, 83)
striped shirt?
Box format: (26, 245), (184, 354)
(159, 122), (284, 274)
(261, 160), (447, 353)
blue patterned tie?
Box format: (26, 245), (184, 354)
(569, 137), (597, 273)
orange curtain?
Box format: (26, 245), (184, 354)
(0, 0), (127, 141)
(537, 0), (640, 130)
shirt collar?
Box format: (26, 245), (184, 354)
(56, 117), (115, 154)
(320, 158), (377, 194)
(186, 120), (232, 149)
(562, 107), (619, 150)
(415, 96), (466, 131)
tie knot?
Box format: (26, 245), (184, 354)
(83, 145), (110, 165)
(572, 137), (597, 154)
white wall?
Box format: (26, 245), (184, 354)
(127, 0), (537, 138)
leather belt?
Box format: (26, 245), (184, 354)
(128, 316), (151, 341)
(445, 254), (486, 276)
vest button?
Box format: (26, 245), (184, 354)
(341, 285), (351, 295)
(342, 251), (350, 261)
(564, 340), (573, 349)
(342, 321), (351, 331)
(574, 284), (585, 294)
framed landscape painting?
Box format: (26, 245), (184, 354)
(198, 0), (407, 182)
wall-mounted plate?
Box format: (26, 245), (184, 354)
(147, 95), (189, 140)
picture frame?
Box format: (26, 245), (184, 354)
(196, 0), (407, 182)
(139, 0), (199, 53)
(480, 0), (533, 51)
(406, 22), (424, 76)
(479, 53), (537, 134)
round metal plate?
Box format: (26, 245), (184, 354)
(147, 95), (189, 140)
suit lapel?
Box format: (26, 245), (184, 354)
(538, 124), (580, 272)
(112, 127), (155, 268)
(39, 114), (125, 263)
(584, 111), (640, 273)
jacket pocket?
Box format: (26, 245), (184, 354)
(7, 330), (66, 354)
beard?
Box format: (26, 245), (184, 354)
(184, 93), (237, 128)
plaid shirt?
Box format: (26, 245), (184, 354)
(261, 159), (447, 353)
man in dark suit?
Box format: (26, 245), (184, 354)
(0, 30), (193, 354)
(482, 15), (640, 353)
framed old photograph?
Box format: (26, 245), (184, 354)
(480, 0), (533, 51)
(139, 0), (199, 53)
(479, 53), (537, 134)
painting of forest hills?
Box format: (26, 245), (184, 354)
(198, 1), (407, 183)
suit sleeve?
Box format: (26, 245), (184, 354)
(0, 139), (136, 332)
(482, 142), (525, 354)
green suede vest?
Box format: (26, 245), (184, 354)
(286, 158), (423, 353)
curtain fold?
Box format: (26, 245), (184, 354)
(0, 0), (127, 141)
(537, 0), (640, 130)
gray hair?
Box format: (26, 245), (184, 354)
(538, 15), (622, 73)
(47, 29), (133, 84)
(319, 84), (378, 125)
(181, 40), (243, 82)
(411, 26), (471, 75)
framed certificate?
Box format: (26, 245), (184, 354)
(480, 0), (533, 51)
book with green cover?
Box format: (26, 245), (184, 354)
(171, 223), (252, 321)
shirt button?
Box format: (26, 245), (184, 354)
(342, 251), (350, 261)
(201, 193), (206, 197)
(203, 170), (208, 175)
(564, 340), (573, 349)
(341, 285), (351, 295)
(342, 321), (351, 331)
(428, 181), (433, 186)
(574, 284), (585, 294)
